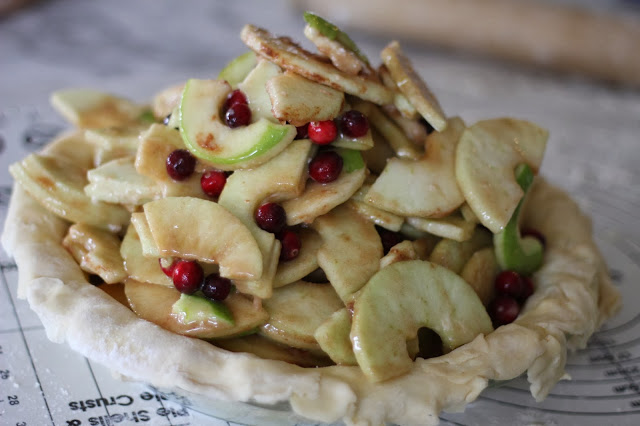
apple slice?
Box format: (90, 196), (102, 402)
(348, 181), (403, 231)
(456, 118), (548, 233)
(241, 25), (393, 105)
(179, 79), (296, 169)
(493, 163), (544, 275)
(120, 224), (173, 287)
(405, 214), (476, 242)
(273, 228), (323, 288)
(312, 204), (383, 302)
(315, 308), (357, 365)
(172, 293), (233, 325)
(266, 71), (344, 126)
(85, 157), (161, 205)
(303, 12), (370, 67)
(9, 154), (130, 230)
(381, 41), (447, 132)
(144, 197), (263, 280)
(85, 123), (147, 166)
(460, 247), (499, 306)
(125, 279), (268, 339)
(151, 83), (185, 120)
(50, 88), (147, 128)
(237, 59), (282, 123)
(259, 281), (344, 352)
(62, 223), (126, 284)
(379, 240), (418, 269)
(218, 139), (313, 297)
(130, 213), (160, 258)
(378, 65), (418, 119)
(428, 228), (493, 274)
(351, 260), (493, 382)
(360, 128), (395, 175)
(217, 51), (257, 88)
(366, 117), (466, 217)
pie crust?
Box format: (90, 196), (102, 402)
(2, 136), (621, 425)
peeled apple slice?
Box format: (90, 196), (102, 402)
(273, 228), (323, 288)
(179, 79), (296, 169)
(143, 197), (263, 280)
(237, 59), (282, 123)
(85, 157), (161, 206)
(455, 118), (548, 233)
(405, 214), (476, 242)
(120, 224), (173, 287)
(351, 260), (493, 382)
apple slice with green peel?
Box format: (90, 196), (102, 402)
(331, 127), (374, 151)
(85, 157), (161, 205)
(366, 117), (466, 217)
(9, 154), (130, 231)
(266, 71), (344, 126)
(259, 281), (344, 352)
(303, 12), (370, 66)
(381, 41), (447, 132)
(172, 293), (234, 326)
(144, 197), (263, 280)
(218, 51), (257, 88)
(120, 224), (173, 287)
(85, 123), (147, 166)
(237, 59), (282, 123)
(179, 79), (296, 169)
(461, 247), (499, 306)
(283, 165), (367, 226)
(215, 334), (333, 368)
(428, 228), (493, 274)
(405, 213), (476, 242)
(273, 228), (322, 288)
(315, 308), (357, 365)
(456, 118), (548, 233)
(351, 260), (493, 382)
(125, 279), (268, 339)
(151, 83), (185, 120)
(312, 204), (383, 302)
(62, 223), (127, 284)
(218, 139), (313, 297)
(130, 213), (160, 258)
(379, 240), (418, 269)
(241, 25), (393, 105)
(494, 163), (544, 275)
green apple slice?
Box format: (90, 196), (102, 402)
(62, 223), (126, 284)
(331, 128), (374, 151)
(218, 51), (257, 88)
(120, 224), (173, 287)
(366, 117), (466, 217)
(315, 308), (357, 365)
(351, 260), (493, 382)
(51, 88), (147, 128)
(9, 154), (130, 231)
(144, 197), (263, 280)
(494, 163), (544, 275)
(381, 41), (447, 132)
(241, 25), (393, 105)
(259, 281), (344, 352)
(312, 204), (383, 302)
(460, 247), (499, 306)
(266, 71), (344, 126)
(428, 228), (493, 274)
(237, 59), (282, 123)
(179, 79), (296, 169)
(172, 293), (234, 325)
(125, 279), (268, 339)
(303, 12), (369, 65)
(405, 214), (476, 242)
(85, 157), (161, 205)
(456, 118), (548, 233)
(273, 228), (323, 288)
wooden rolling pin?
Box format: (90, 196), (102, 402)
(294, 0), (640, 87)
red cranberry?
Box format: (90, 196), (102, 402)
(495, 270), (525, 299)
(340, 110), (369, 138)
(202, 273), (232, 301)
(309, 151), (343, 183)
(200, 170), (227, 198)
(520, 276), (535, 301)
(225, 103), (251, 128)
(159, 257), (177, 277)
(522, 228), (546, 248)
(224, 89), (248, 110)
(255, 203), (287, 234)
(308, 120), (337, 145)
(278, 230), (301, 261)
(171, 260), (204, 294)
(376, 226), (404, 254)
(488, 295), (520, 326)
(166, 149), (196, 181)
(296, 124), (309, 140)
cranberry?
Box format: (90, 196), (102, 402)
(225, 103), (251, 128)
(171, 260), (204, 294)
(200, 170), (227, 198)
(202, 273), (232, 301)
(488, 295), (520, 326)
(255, 203), (287, 234)
(376, 226), (404, 254)
(278, 230), (301, 261)
(295, 124), (309, 140)
(308, 120), (337, 145)
(166, 149), (196, 181)
(340, 110), (369, 138)
(495, 270), (525, 299)
(520, 276), (535, 301)
(522, 228), (546, 248)
(224, 89), (248, 110)
(159, 257), (177, 277)
(308, 151), (343, 183)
